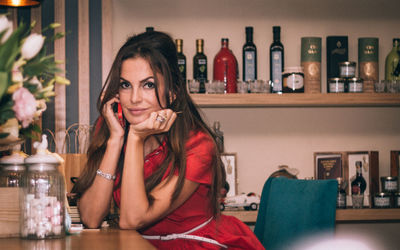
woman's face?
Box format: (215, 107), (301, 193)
(118, 57), (166, 125)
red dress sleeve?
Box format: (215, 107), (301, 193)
(184, 130), (215, 185)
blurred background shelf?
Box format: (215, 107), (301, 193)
(222, 209), (400, 223)
(191, 93), (400, 108)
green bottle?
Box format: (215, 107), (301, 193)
(385, 38), (400, 80)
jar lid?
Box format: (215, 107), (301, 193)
(339, 61), (356, 66)
(24, 135), (60, 164)
(348, 77), (363, 82)
(381, 176), (398, 181)
(283, 66), (303, 74)
(0, 151), (26, 165)
(375, 192), (389, 197)
(328, 77), (345, 82)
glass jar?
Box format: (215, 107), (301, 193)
(380, 176), (398, 193)
(373, 193), (391, 208)
(348, 77), (363, 93)
(21, 136), (65, 239)
(394, 193), (400, 208)
(282, 66), (304, 93)
(328, 78), (345, 93)
(339, 61), (356, 78)
(0, 151), (26, 187)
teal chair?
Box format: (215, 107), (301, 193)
(254, 177), (338, 250)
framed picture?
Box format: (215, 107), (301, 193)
(390, 151), (400, 179)
(314, 152), (346, 181)
(221, 153), (237, 197)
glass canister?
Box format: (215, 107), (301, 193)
(0, 149), (26, 187)
(380, 176), (398, 193)
(21, 135), (65, 239)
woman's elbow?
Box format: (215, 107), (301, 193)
(118, 215), (143, 230)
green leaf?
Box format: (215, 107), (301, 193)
(20, 123), (41, 141)
(0, 71), (8, 101)
(0, 23), (27, 71)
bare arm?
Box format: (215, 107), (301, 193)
(78, 97), (125, 228)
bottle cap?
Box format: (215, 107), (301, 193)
(196, 39), (203, 46)
(273, 26), (281, 33)
(145, 27), (154, 32)
(393, 38), (400, 43)
(221, 38), (229, 42)
(245, 26), (253, 33)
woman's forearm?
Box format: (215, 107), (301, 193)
(119, 135), (150, 229)
(79, 138), (123, 228)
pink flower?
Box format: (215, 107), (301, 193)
(12, 87), (37, 128)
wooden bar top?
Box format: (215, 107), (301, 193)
(0, 229), (156, 250)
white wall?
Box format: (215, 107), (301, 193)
(112, 0), (400, 194)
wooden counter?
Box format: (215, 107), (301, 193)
(0, 229), (155, 250)
(223, 208), (400, 223)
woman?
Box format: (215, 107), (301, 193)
(72, 31), (264, 249)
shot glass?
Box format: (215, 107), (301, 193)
(374, 81), (385, 93)
(352, 194), (364, 209)
(214, 80), (225, 94)
(249, 80), (262, 93)
(237, 81), (248, 93)
(260, 80), (271, 93)
(187, 79), (200, 93)
(205, 80), (215, 94)
(386, 80), (398, 93)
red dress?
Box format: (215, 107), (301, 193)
(113, 130), (264, 249)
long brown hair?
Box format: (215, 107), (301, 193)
(71, 31), (224, 216)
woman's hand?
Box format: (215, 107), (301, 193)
(128, 109), (177, 141)
(102, 96), (125, 140)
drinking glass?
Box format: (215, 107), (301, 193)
(250, 80), (262, 93)
(386, 80), (398, 93)
(205, 80), (216, 94)
(187, 79), (200, 93)
(374, 81), (385, 93)
(352, 194), (364, 209)
(214, 80), (225, 94)
(237, 81), (248, 93)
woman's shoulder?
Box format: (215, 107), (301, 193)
(186, 129), (215, 150)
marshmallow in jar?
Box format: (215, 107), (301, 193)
(21, 135), (65, 239)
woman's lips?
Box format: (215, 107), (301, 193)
(128, 108), (148, 116)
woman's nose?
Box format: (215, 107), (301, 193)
(130, 88), (142, 103)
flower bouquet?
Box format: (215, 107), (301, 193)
(0, 14), (69, 148)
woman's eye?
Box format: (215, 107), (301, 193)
(120, 81), (131, 89)
(144, 81), (155, 89)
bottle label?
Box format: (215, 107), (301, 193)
(337, 193), (346, 208)
(285, 74), (303, 90)
(244, 51), (256, 81)
(348, 82), (363, 92)
(271, 51), (282, 92)
(198, 59), (206, 65)
(374, 197), (390, 207)
(178, 59), (186, 65)
(384, 181), (398, 191)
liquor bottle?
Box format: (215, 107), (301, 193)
(351, 161), (366, 195)
(193, 39), (207, 93)
(326, 36), (348, 92)
(145, 27), (154, 32)
(243, 26), (257, 82)
(213, 38), (238, 93)
(385, 38), (400, 80)
(270, 26), (284, 93)
(175, 39), (186, 84)
(336, 177), (347, 209)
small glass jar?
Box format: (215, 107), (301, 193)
(373, 193), (391, 208)
(394, 193), (400, 208)
(347, 77), (363, 93)
(380, 176), (398, 193)
(328, 78), (345, 93)
(0, 151), (26, 187)
(282, 67), (304, 93)
(21, 136), (65, 239)
(339, 61), (356, 78)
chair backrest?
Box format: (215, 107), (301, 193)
(254, 177), (338, 250)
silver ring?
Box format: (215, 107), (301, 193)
(156, 114), (166, 123)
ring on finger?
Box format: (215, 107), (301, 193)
(156, 114), (166, 123)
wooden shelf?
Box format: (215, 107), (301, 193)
(190, 93), (400, 108)
(222, 209), (400, 223)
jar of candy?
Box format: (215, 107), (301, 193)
(21, 135), (65, 239)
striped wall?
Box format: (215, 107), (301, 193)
(0, 0), (112, 153)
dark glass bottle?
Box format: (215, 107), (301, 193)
(336, 177), (347, 209)
(351, 161), (367, 195)
(270, 26), (284, 93)
(213, 38), (238, 93)
(176, 39), (186, 84)
(243, 26), (257, 82)
(193, 39), (207, 93)
(385, 38), (400, 80)
(145, 27), (154, 32)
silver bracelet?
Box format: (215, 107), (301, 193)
(96, 169), (116, 180)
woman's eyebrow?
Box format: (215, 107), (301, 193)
(119, 76), (154, 84)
